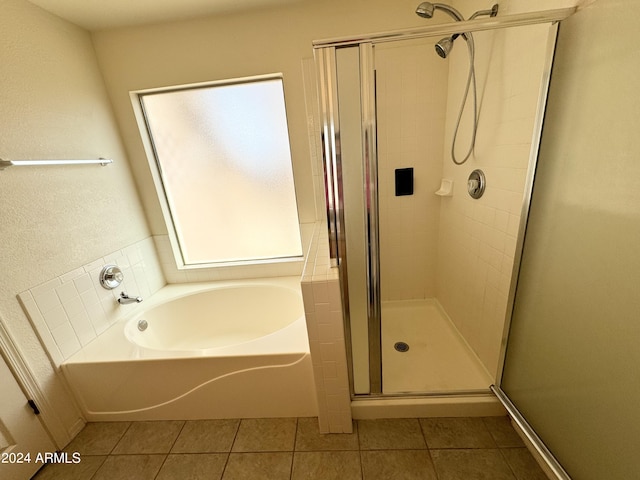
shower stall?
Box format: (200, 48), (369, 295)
(314, 6), (573, 398)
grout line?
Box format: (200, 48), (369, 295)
(293, 417), (299, 451)
(43, 416), (541, 480)
(497, 447), (520, 480)
(151, 420), (187, 479)
(218, 418), (242, 478)
(109, 421), (133, 455)
(217, 452), (230, 480)
(417, 417), (430, 449)
(289, 418), (299, 480)
(167, 420), (187, 454)
(152, 454), (169, 480)
(86, 455), (108, 480)
(431, 449), (443, 480)
(228, 418), (242, 453)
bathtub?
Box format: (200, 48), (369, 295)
(61, 276), (318, 421)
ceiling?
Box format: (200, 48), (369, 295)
(27, 0), (312, 31)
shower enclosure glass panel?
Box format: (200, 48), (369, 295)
(316, 16), (562, 397)
(374, 37), (494, 395)
(499, 2), (640, 478)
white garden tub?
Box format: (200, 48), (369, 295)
(62, 276), (318, 421)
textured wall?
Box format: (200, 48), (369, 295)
(90, 0), (452, 235)
(0, 0), (150, 446)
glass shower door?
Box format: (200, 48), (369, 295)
(374, 37), (493, 395)
(315, 13), (566, 399)
(498, 2), (640, 478)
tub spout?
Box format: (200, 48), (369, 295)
(118, 291), (143, 305)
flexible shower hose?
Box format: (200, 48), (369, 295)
(450, 36), (478, 165)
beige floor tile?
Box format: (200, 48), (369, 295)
(420, 417), (496, 449)
(63, 422), (130, 455)
(431, 449), (516, 480)
(91, 454), (166, 480)
(112, 420), (185, 454)
(501, 448), (549, 480)
(232, 418), (296, 452)
(222, 452), (292, 480)
(32, 455), (106, 480)
(361, 450), (438, 480)
(156, 453), (228, 480)
(292, 451), (361, 480)
(172, 419), (240, 453)
(46, 416), (553, 480)
(482, 417), (525, 448)
(358, 418), (427, 450)
(295, 417), (359, 451)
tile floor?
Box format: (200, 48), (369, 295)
(33, 416), (548, 480)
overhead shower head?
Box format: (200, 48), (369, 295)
(435, 36), (455, 58)
(414, 2), (478, 58)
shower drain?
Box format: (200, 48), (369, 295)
(394, 341), (410, 353)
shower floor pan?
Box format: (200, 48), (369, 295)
(381, 299), (492, 394)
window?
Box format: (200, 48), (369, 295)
(137, 75), (303, 267)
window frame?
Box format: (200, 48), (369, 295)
(131, 73), (303, 270)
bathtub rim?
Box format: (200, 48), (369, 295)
(124, 281), (304, 352)
(63, 275), (309, 365)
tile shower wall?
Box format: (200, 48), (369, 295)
(301, 58), (351, 432)
(375, 39), (449, 302)
(19, 237), (165, 367)
(436, 24), (551, 376)
(301, 223), (352, 434)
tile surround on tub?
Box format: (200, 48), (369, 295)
(22, 225), (315, 368)
(19, 237), (165, 367)
(302, 222), (352, 434)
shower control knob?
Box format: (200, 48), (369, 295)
(467, 169), (486, 199)
(99, 265), (124, 289)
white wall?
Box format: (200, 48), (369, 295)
(0, 0), (590, 444)
(90, 0), (449, 241)
(0, 0), (151, 446)
(0, 0), (455, 444)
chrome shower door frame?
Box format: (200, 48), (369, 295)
(315, 43), (382, 394)
(360, 43), (382, 394)
(314, 7), (575, 398)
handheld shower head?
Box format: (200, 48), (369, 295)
(414, 2), (489, 165)
(415, 2), (465, 22)
(415, 2), (435, 18)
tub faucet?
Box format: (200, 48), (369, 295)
(118, 291), (143, 305)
